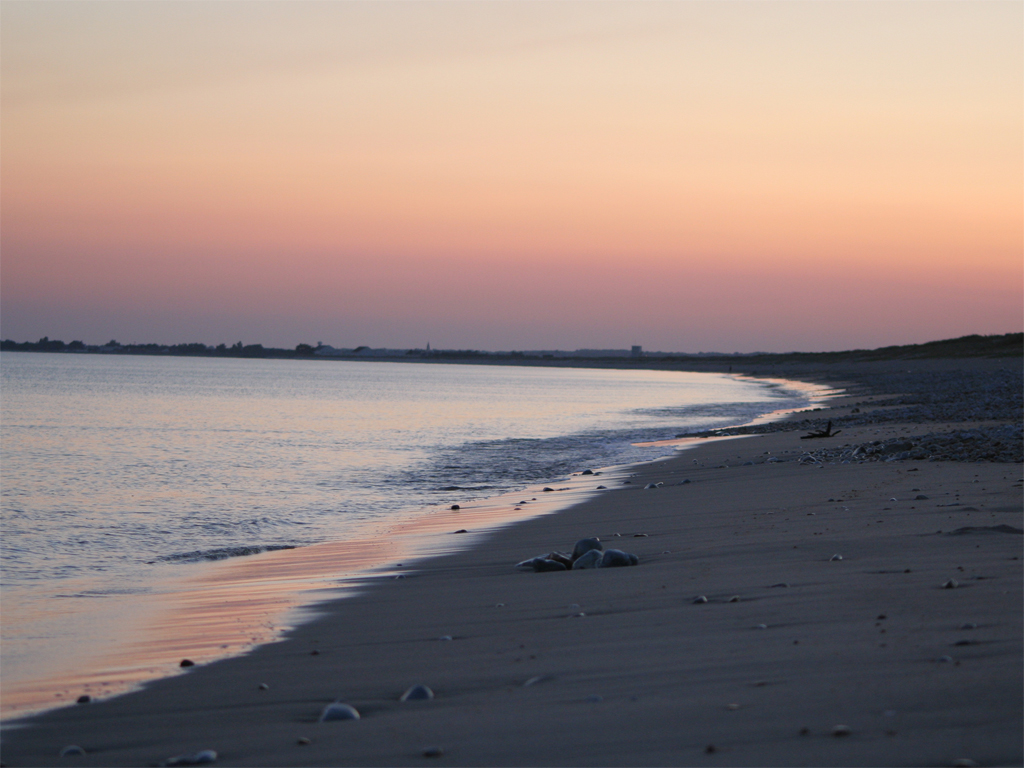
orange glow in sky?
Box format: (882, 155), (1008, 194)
(2, 1), (1020, 351)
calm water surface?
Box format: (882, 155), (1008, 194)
(1, 353), (825, 715)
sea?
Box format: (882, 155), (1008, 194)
(0, 352), (830, 719)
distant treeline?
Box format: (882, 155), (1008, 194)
(1, 333), (1020, 363)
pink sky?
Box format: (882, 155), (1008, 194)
(2, 1), (1020, 352)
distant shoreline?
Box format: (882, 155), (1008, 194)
(2, 332), (1021, 371)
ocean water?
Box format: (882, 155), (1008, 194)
(0, 353), (826, 716)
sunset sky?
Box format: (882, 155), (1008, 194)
(2, 1), (1021, 353)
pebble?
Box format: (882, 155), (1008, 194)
(452, 529), (467, 534)
(400, 684), (435, 702)
(943, 579), (959, 589)
(728, 595), (740, 603)
(693, 595), (708, 604)
(678, 479), (692, 485)
(704, 744), (716, 754)
(439, 635), (453, 641)
(423, 747), (444, 758)
(296, 738), (311, 746)
(960, 622), (977, 630)
(938, 655), (954, 663)
(180, 659), (195, 667)
(596, 485), (607, 489)
(59, 745), (86, 757)
(599, 549), (638, 568)
(756, 624), (768, 630)
(450, 504), (460, 510)
(831, 725), (852, 737)
(770, 582), (790, 588)
(633, 533), (648, 538)
(829, 554), (843, 561)
(319, 702), (360, 722)
(581, 469), (594, 475)
(542, 487), (554, 492)
(571, 538), (603, 560)
(572, 549), (603, 569)
(915, 494), (929, 500)
(76, 695), (91, 704)
(161, 750), (218, 766)
(725, 703), (740, 710)
(258, 683), (269, 691)
(644, 483), (659, 490)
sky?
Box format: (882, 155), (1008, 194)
(2, 1), (1021, 353)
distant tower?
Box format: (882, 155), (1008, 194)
(426, 342), (431, 353)
(631, 345), (643, 358)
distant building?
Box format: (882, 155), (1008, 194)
(631, 346), (643, 358)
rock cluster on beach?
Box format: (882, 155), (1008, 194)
(515, 537), (639, 572)
(794, 424), (1024, 465)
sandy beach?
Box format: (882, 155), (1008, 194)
(2, 358), (1020, 767)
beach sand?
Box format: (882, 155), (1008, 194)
(2, 360), (1021, 767)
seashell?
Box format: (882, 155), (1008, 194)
(693, 595), (708, 604)
(60, 745), (86, 757)
(938, 655), (953, 663)
(728, 595), (740, 603)
(756, 624), (768, 630)
(319, 702), (360, 722)
(943, 579), (959, 589)
(523, 675), (552, 687)
(633, 533), (648, 537)
(571, 538), (602, 561)
(644, 483), (658, 489)
(770, 582), (790, 588)
(400, 684), (434, 702)
(572, 549), (603, 569)
(258, 683), (269, 691)
(678, 478), (692, 484)
(830, 554), (843, 561)
(438, 635), (453, 641)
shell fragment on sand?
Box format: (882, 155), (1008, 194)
(400, 684), (435, 702)
(319, 702), (361, 722)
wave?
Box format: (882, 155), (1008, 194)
(159, 544), (297, 563)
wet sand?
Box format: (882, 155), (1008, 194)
(1, 363), (1021, 767)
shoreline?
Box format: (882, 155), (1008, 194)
(1, 372), (832, 724)
(1, 357), (1020, 766)
(0, 370), (823, 724)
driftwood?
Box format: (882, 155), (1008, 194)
(801, 420), (841, 439)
